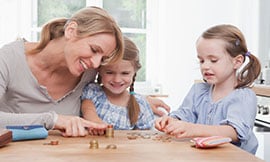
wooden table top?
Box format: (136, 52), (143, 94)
(0, 130), (265, 162)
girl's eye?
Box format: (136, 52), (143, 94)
(211, 60), (218, 63)
(199, 60), (204, 64)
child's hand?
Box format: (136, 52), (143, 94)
(164, 120), (196, 138)
(154, 116), (176, 131)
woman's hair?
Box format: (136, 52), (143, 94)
(28, 6), (124, 64)
(97, 36), (142, 126)
(200, 24), (261, 88)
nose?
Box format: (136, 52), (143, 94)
(200, 61), (210, 70)
(91, 55), (103, 68)
(112, 74), (122, 82)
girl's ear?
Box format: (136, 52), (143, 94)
(233, 54), (244, 69)
(64, 21), (78, 39)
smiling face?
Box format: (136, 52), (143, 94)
(98, 60), (136, 96)
(196, 37), (239, 86)
(64, 33), (116, 76)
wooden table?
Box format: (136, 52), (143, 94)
(0, 130), (265, 162)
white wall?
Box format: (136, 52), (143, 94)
(0, 0), (32, 47)
(149, 0), (259, 110)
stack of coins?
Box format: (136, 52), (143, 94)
(105, 124), (114, 138)
(89, 139), (99, 149)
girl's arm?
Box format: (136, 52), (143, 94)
(164, 120), (239, 142)
(81, 99), (107, 135)
(81, 99), (104, 124)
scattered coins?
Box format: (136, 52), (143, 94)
(152, 135), (172, 142)
(140, 133), (151, 139)
(106, 144), (117, 149)
(89, 139), (99, 149)
(127, 132), (139, 140)
(126, 132), (172, 142)
(127, 135), (137, 140)
(43, 140), (59, 145)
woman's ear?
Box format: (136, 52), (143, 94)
(233, 54), (244, 69)
(64, 21), (78, 39)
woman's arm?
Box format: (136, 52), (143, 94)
(0, 111), (56, 129)
(146, 96), (171, 116)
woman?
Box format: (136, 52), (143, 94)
(0, 6), (123, 137)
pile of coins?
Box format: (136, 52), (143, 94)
(89, 139), (99, 149)
(105, 124), (114, 138)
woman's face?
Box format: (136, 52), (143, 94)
(64, 33), (116, 76)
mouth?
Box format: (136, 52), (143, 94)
(79, 59), (88, 70)
(110, 82), (124, 88)
(204, 72), (213, 76)
(203, 72), (214, 78)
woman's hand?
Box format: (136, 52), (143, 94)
(54, 115), (106, 137)
(146, 96), (171, 116)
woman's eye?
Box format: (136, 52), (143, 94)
(211, 60), (218, 63)
(105, 71), (113, 74)
(91, 47), (97, 53)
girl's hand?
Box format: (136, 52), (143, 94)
(54, 115), (107, 137)
(164, 120), (196, 138)
(155, 115), (175, 131)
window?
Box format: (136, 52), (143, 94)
(31, 0), (149, 82)
(31, 0), (86, 41)
(101, 0), (147, 81)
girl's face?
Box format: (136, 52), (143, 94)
(196, 38), (239, 86)
(99, 60), (136, 95)
(64, 33), (116, 76)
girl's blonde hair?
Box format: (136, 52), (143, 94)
(29, 6), (124, 64)
(123, 37), (141, 126)
(201, 24), (261, 88)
